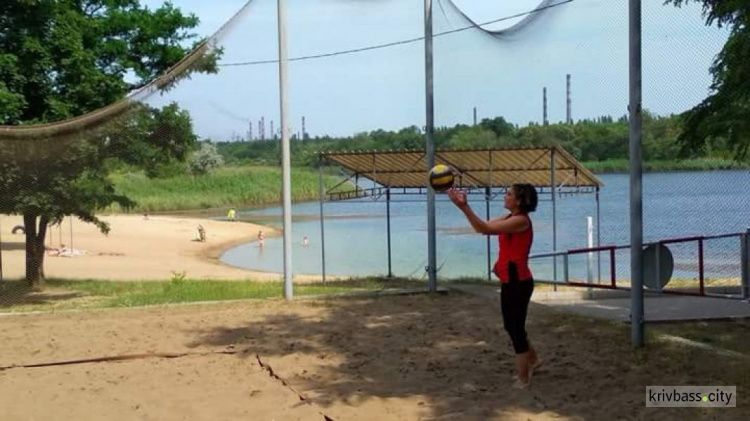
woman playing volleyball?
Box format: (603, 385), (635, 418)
(448, 183), (541, 389)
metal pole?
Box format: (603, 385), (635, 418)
(551, 148), (558, 291)
(741, 229), (749, 301)
(587, 216), (594, 298)
(486, 152), (493, 282)
(387, 188), (393, 278)
(486, 186), (491, 282)
(566, 74), (572, 124)
(425, 0), (437, 292)
(698, 239), (705, 295)
(0, 218), (4, 282)
(655, 242), (661, 292)
(596, 187), (602, 282)
(629, 0), (644, 347)
(278, 0), (293, 299)
(318, 156), (326, 284)
(69, 217), (73, 249)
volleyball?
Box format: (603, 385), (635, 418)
(428, 164), (455, 192)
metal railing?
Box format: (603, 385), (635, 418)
(529, 229), (750, 300)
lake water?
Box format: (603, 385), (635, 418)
(221, 171), (750, 282)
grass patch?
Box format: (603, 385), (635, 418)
(649, 319), (750, 356)
(108, 165), (348, 213)
(0, 277), (426, 313)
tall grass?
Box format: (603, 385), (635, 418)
(583, 158), (749, 173)
(109, 166), (346, 212)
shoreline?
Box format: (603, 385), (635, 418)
(0, 213), (331, 283)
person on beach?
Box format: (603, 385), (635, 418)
(448, 183), (542, 389)
(257, 230), (266, 248)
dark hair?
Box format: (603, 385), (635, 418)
(512, 183), (538, 213)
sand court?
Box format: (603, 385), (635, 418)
(1, 293), (748, 420)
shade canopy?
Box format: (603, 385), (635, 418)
(320, 146), (603, 194)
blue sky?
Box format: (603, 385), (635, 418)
(141, 0), (729, 141)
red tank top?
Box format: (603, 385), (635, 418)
(493, 213), (533, 283)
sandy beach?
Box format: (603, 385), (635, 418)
(0, 213), (313, 282)
(1, 291), (747, 420)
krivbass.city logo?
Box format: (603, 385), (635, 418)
(646, 386), (736, 408)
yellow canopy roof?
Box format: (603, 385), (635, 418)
(321, 145), (603, 191)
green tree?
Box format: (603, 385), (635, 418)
(666, 0), (750, 160)
(106, 102), (199, 177)
(0, 0), (216, 287)
(189, 141), (225, 175)
(479, 117), (515, 138)
(449, 127), (498, 149)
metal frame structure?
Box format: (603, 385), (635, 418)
(529, 231), (750, 301)
(315, 146), (604, 284)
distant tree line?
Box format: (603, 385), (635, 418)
(216, 112), (745, 167)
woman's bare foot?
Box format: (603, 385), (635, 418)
(512, 376), (530, 390)
(530, 361), (545, 381)
(514, 353), (531, 388)
(528, 348), (544, 377)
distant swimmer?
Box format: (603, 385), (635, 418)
(257, 230), (266, 248)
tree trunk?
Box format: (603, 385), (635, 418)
(24, 214), (49, 290)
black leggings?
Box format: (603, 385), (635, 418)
(500, 275), (535, 354)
